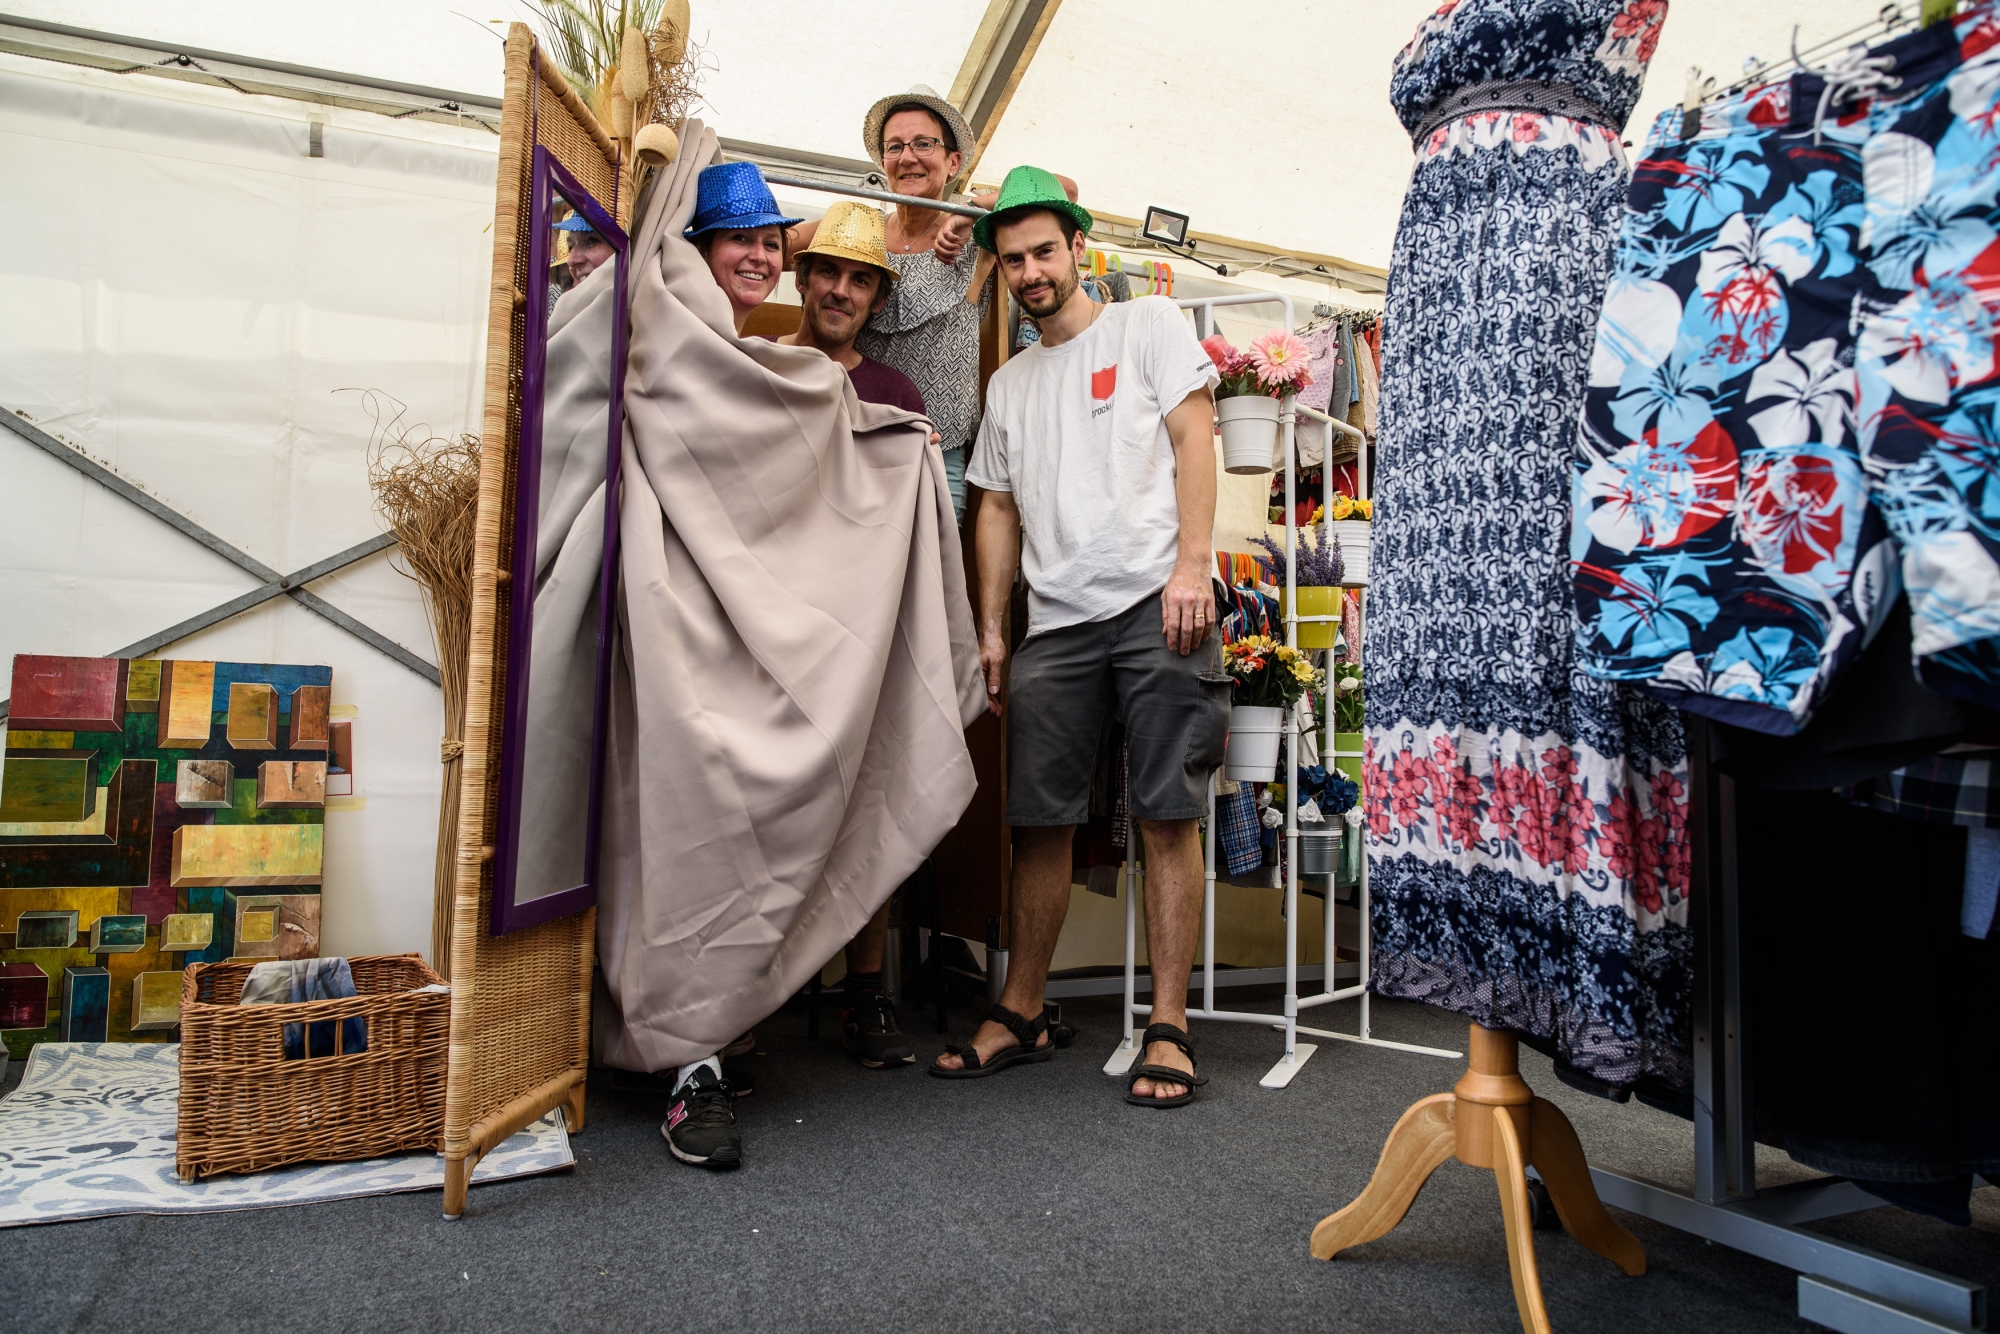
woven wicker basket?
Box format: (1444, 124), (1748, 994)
(176, 953), (450, 1181)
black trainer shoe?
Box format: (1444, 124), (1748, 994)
(842, 991), (915, 1068)
(661, 1065), (742, 1169)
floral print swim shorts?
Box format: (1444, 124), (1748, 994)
(1574, 6), (2000, 733)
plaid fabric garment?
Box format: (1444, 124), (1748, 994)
(1217, 787), (1262, 876)
(1856, 753), (2000, 830)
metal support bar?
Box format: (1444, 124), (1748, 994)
(1620, 726), (1988, 1333)
(104, 533), (398, 659)
(1, 409), (438, 702)
(757, 172), (987, 219)
(1294, 400), (1365, 443)
(1592, 1169), (1985, 1331)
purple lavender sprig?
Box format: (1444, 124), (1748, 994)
(1250, 525), (1344, 587)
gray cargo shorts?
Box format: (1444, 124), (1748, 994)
(1005, 592), (1231, 826)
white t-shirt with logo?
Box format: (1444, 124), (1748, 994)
(966, 295), (1219, 636)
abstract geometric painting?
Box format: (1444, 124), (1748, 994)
(0, 655), (331, 1058)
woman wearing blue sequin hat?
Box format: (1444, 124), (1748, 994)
(685, 160), (801, 335)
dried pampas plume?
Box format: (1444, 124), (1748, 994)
(360, 391), (481, 976)
(620, 26), (649, 100)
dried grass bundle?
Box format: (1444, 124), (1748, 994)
(362, 392), (482, 975)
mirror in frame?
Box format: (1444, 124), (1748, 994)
(488, 144), (627, 935)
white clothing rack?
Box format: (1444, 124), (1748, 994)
(1102, 292), (1456, 1091)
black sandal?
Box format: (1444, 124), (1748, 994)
(928, 1002), (1055, 1079)
(1124, 1022), (1208, 1108)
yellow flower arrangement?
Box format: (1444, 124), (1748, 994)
(1221, 635), (1326, 708)
(1327, 493), (1373, 522)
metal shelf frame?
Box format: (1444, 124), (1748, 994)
(1102, 292), (1456, 1089)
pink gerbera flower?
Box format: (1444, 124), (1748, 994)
(1201, 334), (1247, 376)
(1248, 330), (1311, 389)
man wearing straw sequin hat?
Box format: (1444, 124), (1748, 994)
(777, 201), (927, 422)
(778, 201), (939, 1076)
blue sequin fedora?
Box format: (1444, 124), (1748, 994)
(684, 161), (802, 240)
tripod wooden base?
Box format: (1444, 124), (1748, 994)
(1311, 1026), (1644, 1333)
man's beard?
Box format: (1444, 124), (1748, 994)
(1017, 265), (1076, 320)
(805, 301), (859, 348)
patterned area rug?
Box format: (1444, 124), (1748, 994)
(0, 1042), (573, 1226)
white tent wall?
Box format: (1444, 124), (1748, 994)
(0, 52), (497, 959)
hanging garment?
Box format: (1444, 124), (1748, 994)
(1338, 317), (1362, 411)
(1573, 10), (2000, 734)
(1366, 0), (1692, 1088)
(1300, 319), (1348, 416)
(589, 122), (984, 1073)
(1741, 785), (2000, 1226)
(1353, 322), (1380, 438)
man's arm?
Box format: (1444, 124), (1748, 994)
(1161, 386), (1218, 655)
(973, 486), (1022, 716)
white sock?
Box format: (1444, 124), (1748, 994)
(674, 1055), (721, 1092)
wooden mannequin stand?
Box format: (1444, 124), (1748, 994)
(1311, 1025), (1646, 1333)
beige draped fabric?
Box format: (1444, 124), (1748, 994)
(593, 121), (984, 1073)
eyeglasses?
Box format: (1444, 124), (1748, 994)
(882, 136), (949, 161)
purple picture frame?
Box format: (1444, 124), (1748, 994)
(489, 145), (627, 936)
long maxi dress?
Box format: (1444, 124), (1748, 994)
(1363, 0), (1692, 1088)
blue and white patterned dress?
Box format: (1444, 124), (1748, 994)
(1364, 0), (1691, 1086)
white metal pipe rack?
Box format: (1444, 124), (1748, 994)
(1102, 293), (1455, 1090)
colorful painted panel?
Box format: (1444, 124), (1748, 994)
(61, 966), (110, 1042)
(0, 751), (97, 823)
(291, 685), (330, 750)
(130, 971), (181, 1032)
(0, 963), (49, 1029)
(8, 656), (126, 732)
(89, 914), (148, 953)
(256, 761), (326, 809)
(226, 683), (279, 750)
(160, 913), (214, 952)
(174, 760), (234, 809)
(15, 909), (78, 949)
(230, 893), (321, 961)
(0, 655), (331, 1058)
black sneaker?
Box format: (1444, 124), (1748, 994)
(661, 1066), (741, 1169)
(842, 991), (915, 1068)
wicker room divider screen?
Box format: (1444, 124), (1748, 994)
(440, 24), (622, 1219)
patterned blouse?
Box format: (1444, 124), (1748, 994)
(856, 243), (993, 454)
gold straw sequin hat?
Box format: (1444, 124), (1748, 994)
(794, 200), (899, 282)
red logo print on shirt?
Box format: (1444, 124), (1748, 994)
(1091, 365), (1118, 400)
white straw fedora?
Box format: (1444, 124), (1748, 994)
(860, 85), (975, 191)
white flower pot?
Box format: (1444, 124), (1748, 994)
(1224, 705), (1284, 782)
(1217, 395), (1280, 475)
(1330, 520), (1371, 586)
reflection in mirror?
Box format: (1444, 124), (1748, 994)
(491, 146), (627, 935)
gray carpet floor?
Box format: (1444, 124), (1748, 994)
(2, 991), (1994, 1333)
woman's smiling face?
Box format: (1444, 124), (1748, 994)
(704, 226), (785, 325)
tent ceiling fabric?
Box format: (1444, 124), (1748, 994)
(4, 0), (1904, 270)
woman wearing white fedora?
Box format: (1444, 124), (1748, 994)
(790, 85), (1075, 525)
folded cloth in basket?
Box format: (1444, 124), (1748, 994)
(239, 958), (369, 1060)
